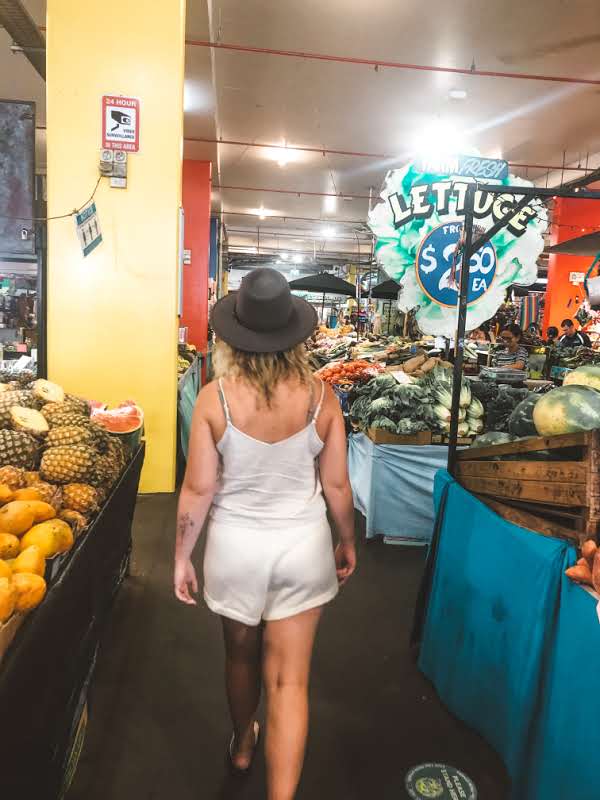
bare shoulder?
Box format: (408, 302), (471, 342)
(194, 380), (220, 417)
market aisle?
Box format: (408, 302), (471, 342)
(68, 496), (509, 800)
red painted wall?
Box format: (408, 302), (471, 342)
(543, 197), (600, 333)
(182, 160), (212, 352)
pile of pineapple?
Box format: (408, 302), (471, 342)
(0, 378), (130, 627)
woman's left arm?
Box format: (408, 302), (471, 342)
(174, 389), (220, 605)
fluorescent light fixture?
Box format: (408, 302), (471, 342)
(448, 88), (467, 100)
(292, 254), (303, 263)
(322, 226), (336, 238)
(324, 194), (337, 214)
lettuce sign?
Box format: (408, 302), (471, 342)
(368, 155), (548, 337)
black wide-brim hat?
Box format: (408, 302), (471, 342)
(210, 267), (318, 353)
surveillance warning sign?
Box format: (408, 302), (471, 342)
(102, 95), (140, 152)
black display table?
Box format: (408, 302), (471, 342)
(0, 444), (145, 797)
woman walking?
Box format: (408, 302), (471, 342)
(174, 268), (356, 799)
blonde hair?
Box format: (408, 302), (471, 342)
(213, 340), (313, 407)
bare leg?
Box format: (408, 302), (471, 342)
(221, 616), (263, 769)
(262, 607), (323, 800)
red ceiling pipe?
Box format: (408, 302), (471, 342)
(190, 136), (594, 173)
(186, 39), (600, 87)
(214, 184), (371, 199)
(220, 210), (367, 225)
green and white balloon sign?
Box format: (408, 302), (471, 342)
(367, 154), (548, 337)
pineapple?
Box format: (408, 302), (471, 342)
(32, 379), (65, 405)
(47, 411), (91, 429)
(62, 483), (99, 514)
(0, 431), (39, 470)
(10, 406), (49, 437)
(30, 481), (63, 511)
(0, 466), (27, 489)
(89, 422), (111, 454)
(0, 391), (36, 427)
(65, 395), (91, 417)
(59, 509), (88, 536)
(40, 445), (95, 484)
(46, 425), (95, 448)
(90, 453), (120, 489)
(24, 471), (40, 486)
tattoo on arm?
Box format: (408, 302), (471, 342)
(177, 512), (194, 544)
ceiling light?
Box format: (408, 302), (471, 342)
(414, 119), (468, 160)
(324, 194), (337, 214)
(292, 254), (303, 264)
(448, 88), (467, 100)
(322, 226), (336, 238)
(281, 253), (289, 260)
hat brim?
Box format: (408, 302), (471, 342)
(210, 292), (318, 353)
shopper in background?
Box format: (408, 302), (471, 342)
(174, 268), (356, 800)
(558, 318), (591, 348)
(546, 326), (559, 345)
(493, 324), (528, 370)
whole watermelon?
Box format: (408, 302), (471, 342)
(563, 365), (600, 391)
(508, 394), (541, 438)
(470, 431), (516, 448)
(533, 385), (600, 436)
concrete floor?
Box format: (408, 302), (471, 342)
(68, 494), (509, 800)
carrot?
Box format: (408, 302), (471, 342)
(565, 563), (593, 585)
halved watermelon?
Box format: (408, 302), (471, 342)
(91, 403), (144, 448)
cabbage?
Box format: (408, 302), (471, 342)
(458, 422), (469, 436)
(460, 381), (472, 408)
(468, 418), (484, 434)
(432, 404), (451, 422)
(433, 386), (453, 409)
(467, 396), (484, 419)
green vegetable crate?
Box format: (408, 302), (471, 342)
(455, 430), (600, 545)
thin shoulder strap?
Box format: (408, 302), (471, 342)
(218, 379), (231, 423)
(312, 380), (326, 422)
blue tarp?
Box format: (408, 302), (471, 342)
(419, 471), (600, 800)
(348, 432), (448, 543)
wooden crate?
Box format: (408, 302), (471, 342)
(366, 428), (432, 446)
(455, 431), (600, 544)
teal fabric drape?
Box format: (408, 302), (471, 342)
(419, 471), (600, 800)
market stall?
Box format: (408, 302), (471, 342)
(0, 379), (145, 795)
(288, 271), (356, 325)
(417, 470), (600, 800)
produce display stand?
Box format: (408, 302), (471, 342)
(417, 471), (600, 800)
(0, 443), (145, 798)
(348, 431), (453, 545)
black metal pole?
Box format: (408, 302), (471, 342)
(447, 183), (476, 474)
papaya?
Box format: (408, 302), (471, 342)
(0, 484), (14, 505)
(0, 560), (12, 580)
(11, 572), (46, 612)
(13, 488), (43, 502)
(0, 501), (35, 536)
(20, 519), (73, 558)
(0, 533), (20, 559)
(11, 545), (45, 577)
(0, 576), (16, 622)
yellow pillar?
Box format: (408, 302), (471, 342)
(46, 0), (186, 492)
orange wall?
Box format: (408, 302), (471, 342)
(543, 197), (600, 333)
(182, 160), (212, 351)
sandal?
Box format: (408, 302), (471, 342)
(229, 720), (260, 774)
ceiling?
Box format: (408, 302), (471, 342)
(3, 0), (600, 263)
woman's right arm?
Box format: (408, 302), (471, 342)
(319, 386), (356, 585)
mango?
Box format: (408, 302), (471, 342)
(0, 484), (14, 505)
(0, 576), (16, 622)
(12, 572), (46, 611)
(12, 545), (45, 577)
(0, 533), (20, 559)
(13, 488), (43, 502)
(0, 501), (35, 536)
(20, 519), (73, 558)
(23, 501), (56, 523)
(0, 560), (12, 580)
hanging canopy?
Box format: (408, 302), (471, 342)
(370, 278), (401, 300)
(288, 271), (356, 297)
(548, 231), (600, 256)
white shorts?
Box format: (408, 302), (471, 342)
(203, 516), (339, 626)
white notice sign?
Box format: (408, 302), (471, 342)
(102, 95), (140, 152)
(74, 202), (102, 257)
